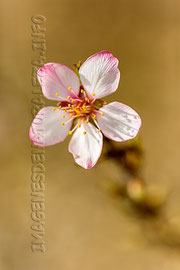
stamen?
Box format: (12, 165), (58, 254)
(62, 115), (66, 118)
(64, 109), (67, 112)
(85, 98), (89, 102)
(92, 118), (100, 131)
(78, 124), (81, 128)
(56, 92), (59, 96)
(71, 99), (74, 103)
(81, 89), (84, 93)
(58, 106), (62, 109)
(70, 113), (73, 117)
(68, 121), (80, 135)
(92, 115), (97, 119)
(101, 113), (104, 116)
(52, 108), (56, 111)
(98, 129), (101, 133)
(92, 93), (96, 97)
(61, 122), (65, 126)
(83, 131), (87, 135)
(84, 120), (88, 124)
(67, 96), (71, 99)
(68, 87), (72, 91)
(68, 104), (71, 107)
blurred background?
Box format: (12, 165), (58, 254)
(1, 0), (180, 269)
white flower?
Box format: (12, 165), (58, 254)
(30, 51), (141, 169)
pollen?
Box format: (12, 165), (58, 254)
(92, 115), (97, 119)
(68, 131), (72, 135)
(98, 129), (101, 133)
(56, 92), (59, 96)
(58, 106), (62, 109)
(62, 115), (66, 118)
(67, 96), (71, 99)
(61, 122), (65, 126)
(83, 131), (87, 135)
(68, 104), (71, 107)
(92, 93), (96, 96)
(71, 99), (74, 103)
(101, 113), (104, 116)
(64, 109), (67, 112)
(70, 113), (73, 117)
(78, 124), (81, 128)
(82, 105), (87, 111)
(69, 109), (72, 112)
(68, 87), (72, 91)
(52, 108), (56, 111)
(84, 120), (88, 124)
(85, 98), (89, 102)
(81, 89), (84, 93)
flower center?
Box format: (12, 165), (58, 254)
(53, 86), (106, 135)
(58, 98), (96, 122)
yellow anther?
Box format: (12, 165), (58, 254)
(68, 104), (71, 107)
(84, 120), (88, 124)
(72, 105), (75, 108)
(101, 113), (104, 116)
(62, 115), (66, 118)
(92, 115), (97, 119)
(92, 93), (96, 96)
(71, 99), (74, 103)
(83, 131), (87, 135)
(61, 122), (65, 126)
(85, 98), (89, 102)
(67, 96), (71, 99)
(56, 92), (59, 96)
(58, 106), (62, 109)
(78, 124), (81, 128)
(70, 113), (73, 117)
(64, 109), (67, 112)
(98, 129), (101, 133)
(68, 87), (72, 91)
(81, 89), (84, 93)
(68, 131), (72, 135)
(69, 109), (72, 112)
(82, 105), (87, 110)
(52, 108), (56, 111)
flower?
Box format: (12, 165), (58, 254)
(29, 50), (141, 169)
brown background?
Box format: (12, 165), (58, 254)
(1, 0), (180, 269)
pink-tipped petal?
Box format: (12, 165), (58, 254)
(96, 102), (142, 142)
(37, 63), (80, 101)
(29, 107), (72, 146)
(68, 122), (103, 169)
(79, 51), (120, 100)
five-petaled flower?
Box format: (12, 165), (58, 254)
(29, 51), (142, 169)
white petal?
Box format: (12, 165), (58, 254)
(68, 122), (103, 169)
(29, 107), (72, 146)
(96, 102), (142, 142)
(79, 51), (120, 100)
(37, 63), (80, 101)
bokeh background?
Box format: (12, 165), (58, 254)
(1, 0), (180, 269)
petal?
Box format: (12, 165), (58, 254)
(29, 107), (72, 146)
(96, 102), (142, 142)
(68, 122), (103, 169)
(79, 51), (120, 100)
(37, 63), (80, 101)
